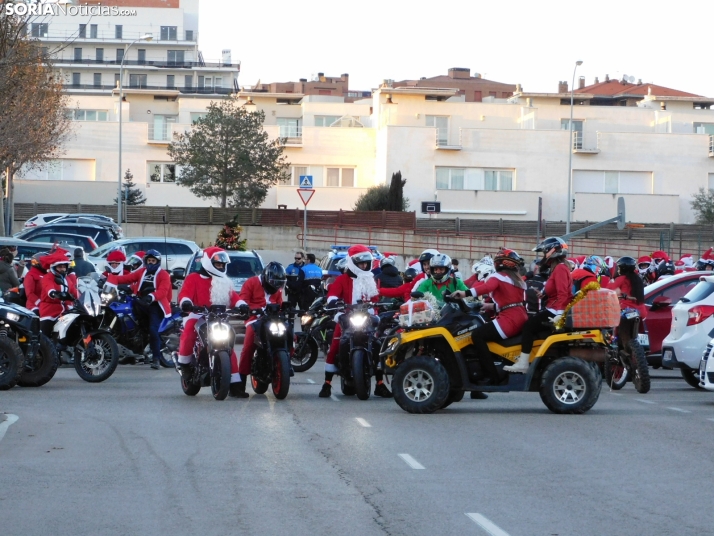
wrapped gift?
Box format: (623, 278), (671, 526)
(565, 288), (621, 329)
(399, 300), (434, 327)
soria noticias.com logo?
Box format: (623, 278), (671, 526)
(4, 0), (138, 16)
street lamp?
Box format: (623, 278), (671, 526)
(565, 60), (583, 235)
(118, 33), (153, 224)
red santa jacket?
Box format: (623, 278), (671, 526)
(377, 272), (425, 302)
(544, 263), (573, 314)
(236, 276), (282, 325)
(470, 273), (528, 338)
(108, 267), (173, 317)
(24, 266), (44, 312)
(179, 272), (241, 309)
(39, 272), (78, 321)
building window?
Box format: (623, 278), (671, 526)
(214, 77), (222, 88)
(31, 23), (48, 37)
(115, 25), (122, 39)
(160, 26), (177, 40)
(167, 50), (184, 65)
(695, 123), (714, 135)
(197, 75), (204, 88)
(283, 166), (308, 185)
(150, 115), (177, 141)
(90, 24), (98, 38)
(116, 49), (124, 63)
(79, 24), (86, 38)
(137, 49), (146, 64)
(325, 167), (355, 187)
(71, 73), (80, 87)
(114, 73), (120, 87)
(190, 112), (206, 124)
(149, 163), (176, 183)
(129, 74), (147, 88)
(573, 170), (652, 195)
(315, 115), (340, 127)
(95, 48), (103, 62)
(74, 47), (82, 61)
(70, 110), (109, 121)
(561, 119), (584, 149)
(21, 159), (95, 181)
(709, 173), (714, 191)
(203, 77), (212, 89)
(93, 73), (101, 87)
(436, 167), (514, 191)
(426, 115), (449, 145)
(166, 75), (175, 89)
(185, 30), (194, 41)
(277, 117), (301, 138)
(489, 91), (497, 98)
(184, 75), (193, 88)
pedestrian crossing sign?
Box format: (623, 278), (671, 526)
(299, 175), (313, 188)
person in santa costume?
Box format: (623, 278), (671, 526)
(319, 244), (392, 399)
(24, 252), (49, 314)
(125, 251), (146, 272)
(105, 249), (172, 369)
(104, 249), (131, 277)
(176, 248), (245, 395)
(696, 248), (714, 271)
(234, 261), (287, 397)
(377, 249), (439, 303)
(39, 249), (78, 337)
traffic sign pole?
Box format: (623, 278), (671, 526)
(297, 188), (315, 249)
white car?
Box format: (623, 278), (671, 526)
(87, 237), (199, 272)
(699, 341), (714, 390)
(23, 213), (67, 228)
(662, 275), (714, 388)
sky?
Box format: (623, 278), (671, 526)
(198, 0), (714, 97)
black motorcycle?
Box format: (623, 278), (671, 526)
(292, 297), (335, 373)
(53, 277), (119, 383)
(243, 303), (293, 399)
(176, 305), (236, 401)
(605, 307), (650, 393)
(0, 300), (57, 390)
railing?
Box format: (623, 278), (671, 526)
(710, 134), (714, 156)
(147, 123), (175, 142)
(54, 59), (236, 69)
(435, 127), (449, 146)
(63, 84), (234, 95)
(278, 126), (302, 143)
(572, 131), (583, 150)
(36, 31), (198, 43)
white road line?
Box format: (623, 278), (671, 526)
(398, 453), (425, 470)
(608, 392), (622, 396)
(707, 418), (714, 423)
(466, 513), (511, 536)
(634, 398), (657, 404)
(330, 394), (339, 402)
(0, 414), (19, 445)
(306, 378), (315, 384)
(666, 407), (691, 413)
(355, 418), (371, 428)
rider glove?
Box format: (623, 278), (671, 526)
(237, 304), (250, 316)
(181, 301), (193, 313)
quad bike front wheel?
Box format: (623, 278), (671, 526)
(18, 335), (58, 388)
(392, 356), (450, 414)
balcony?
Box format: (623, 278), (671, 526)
(278, 126), (303, 147)
(54, 58), (237, 69)
(64, 83), (234, 95)
(435, 128), (462, 150)
(36, 30), (198, 43)
(147, 123), (176, 144)
(709, 135), (714, 157)
(572, 131), (599, 154)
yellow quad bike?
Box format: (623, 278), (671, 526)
(380, 294), (607, 415)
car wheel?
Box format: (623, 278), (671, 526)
(681, 368), (704, 389)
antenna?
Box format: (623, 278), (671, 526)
(627, 75), (635, 83)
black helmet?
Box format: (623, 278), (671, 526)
(494, 249), (524, 272)
(418, 249), (439, 264)
(403, 267), (418, 283)
(533, 237), (568, 264)
(616, 256), (637, 275)
(261, 262), (287, 294)
(144, 249), (161, 264)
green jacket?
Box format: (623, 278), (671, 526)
(414, 276), (468, 305)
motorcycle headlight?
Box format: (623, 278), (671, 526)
(301, 314), (313, 326)
(4, 312), (20, 323)
(350, 313), (369, 328)
(209, 323), (231, 342)
(268, 322), (286, 336)
(100, 293), (114, 305)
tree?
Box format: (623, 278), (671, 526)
(387, 171), (408, 211)
(114, 169), (146, 205)
(691, 188), (714, 224)
(214, 221), (247, 251)
(168, 99), (289, 208)
(354, 171), (409, 211)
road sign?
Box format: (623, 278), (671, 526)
(297, 188), (315, 206)
(299, 175), (313, 189)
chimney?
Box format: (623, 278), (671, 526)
(515, 83), (522, 92)
(341, 73), (349, 82)
(594, 77), (599, 84)
(448, 67), (470, 79)
(637, 79), (642, 85)
(299, 78), (307, 82)
(558, 81), (568, 93)
(578, 76), (585, 89)
(317, 72), (325, 82)
(605, 74), (610, 82)
(621, 74), (628, 83)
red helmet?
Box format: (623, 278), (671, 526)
(494, 249), (524, 272)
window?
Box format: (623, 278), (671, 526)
(151, 115), (177, 140)
(71, 73), (80, 86)
(214, 77), (222, 88)
(426, 115), (449, 145)
(93, 73), (101, 87)
(185, 30), (194, 41)
(436, 167), (514, 191)
(315, 115), (340, 127)
(167, 50), (184, 65)
(283, 166), (308, 185)
(489, 91), (497, 97)
(114, 73), (120, 87)
(129, 74), (147, 88)
(115, 25), (122, 39)
(561, 119), (584, 149)
(197, 75), (204, 88)
(116, 49), (124, 63)
(95, 48), (103, 62)
(277, 117), (301, 138)
(79, 24), (86, 38)
(70, 110), (109, 121)
(325, 168), (355, 187)
(184, 75), (193, 88)
(708, 173), (714, 191)
(90, 24), (97, 38)
(21, 159), (95, 181)
(695, 123), (714, 135)
(149, 163), (176, 183)
(204, 77), (212, 88)
(168, 243), (194, 255)
(646, 280), (699, 305)
(190, 112), (206, 123)
(74, 47), (82, 61)
(573, 170), (652, 194)
(137, 49), (145, 64)
(167, 75), (175, 89)
(31, 23), (48, 37)
(160, 26), (177, 40)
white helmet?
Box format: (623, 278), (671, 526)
(429, 253), (452, 284)
(472, 255), (495, 281)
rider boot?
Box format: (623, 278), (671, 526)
(470, 391), (489, 399)
(229, 379), (249, 398)
(503, 352), (530, 373)
(151, 356), (160, 370)
(373, 372), (392, 398)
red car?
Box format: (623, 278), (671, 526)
(641, 271), (709, 367)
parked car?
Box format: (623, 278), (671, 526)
(641, 271), (707, 367)
(0, 238), (56, 277)
(698, 341), (714, 390)
(22, 232), (98, 253)
(52, 215), (123, 239)
(87, 237), (199, 272)
(23, 213), (68, 228)
(15, 223), (115, 246)
(176, 249), (264, 292)
(661, 274), (714, 388)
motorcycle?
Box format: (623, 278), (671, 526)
(242, 303), (293, 399)
(604, 307), (651, 393)
(100, 284), (180, 367)
(175, 305), (236, 401)
(0, 299), (57, 390)
(53, 276), (119, 383)
(292, 297), (335, 373)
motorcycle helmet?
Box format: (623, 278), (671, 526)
(637, 255), (652, 273)
(31, 252), (48, 272)
(696, 258), (714, 271)
(336, 257), (348, 274)
(616, 256), (637, 275)
(380, 257), (396, 268)
(418, 249), (439, 271)
(199, 247), (230, 277)
(533, 237), (568, 265)
(126, 251), (145, 272)
(261, 261), (287, 294)
(403, 267), (418, 283)
(346, 244), (373, 275)
(45, 250), (70, 277)
(429, 253), (452, 284)
(106, 249), (127, 275)
(494, 249), (524, 272)
(472, 255), (495, 281)
(651, 250), (670, 264)
(143, 249), (162, 274)
(582, 255), (605, 277)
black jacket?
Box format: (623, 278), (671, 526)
(73, 258), (96, 277)
(0, 260), (20, 292)
(375, 264), (403, 289)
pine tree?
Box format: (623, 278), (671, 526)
(114, 169), (146, 205)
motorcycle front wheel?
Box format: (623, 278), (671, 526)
(291, 334), (318, 373)
(210, 351), (231, 400)
(629, 340), (651, 394)
(74, 332), (119, 383)
(604, 352), (628, 390)
(272, 350), (291, 400)
(351, 349), (372, 401)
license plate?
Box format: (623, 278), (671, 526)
(663, 349), (673, 361)
(625, 311), (639, 319)
(637, 333), (649, 346)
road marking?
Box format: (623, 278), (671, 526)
(608, 392), (622, 396)
(306, 378), (315, 384)
(0, 414), (19, 445)
(466, 513), (510, 536)
(634, 398), (657, 404)
(330, 394), (339, 402)
(666, 407), (691, 413)
(707, 418), (714, 423)
(355, 418), (371, 428)
(398, 453), (425, 470)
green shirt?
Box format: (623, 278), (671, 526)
(414, 276), (468, 305)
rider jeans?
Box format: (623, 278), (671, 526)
(520, 310), (555, 353)
(147, 303), (163, 361)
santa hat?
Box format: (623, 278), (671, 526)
(345, 244), (378, 301)
(107, 250), (127, 263)
(637, 255), (652, 265)
(347, 244), (370, 257)
(679, 254), (694, 267)
(651, 250), (670, 262)
(42, 250), (71, 271)
(408, 259), (422, 274)
(702, 248), (714, 261)
(201, 246), (230, 278)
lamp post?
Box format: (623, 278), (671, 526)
(118, 33), (153, 224)
(565, 60), (583, 235)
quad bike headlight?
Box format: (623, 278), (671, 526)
(4, 312), (20, 323)
(350, 313), (369, 329)
(209, 323), (231, 342)
(269, 322), (286, 336)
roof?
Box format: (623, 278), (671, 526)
(575, 80), (700, 98)
(410, 75), (514, 87)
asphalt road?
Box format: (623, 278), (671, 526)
(2, 362), (714, 536)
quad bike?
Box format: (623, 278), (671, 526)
(380, 293), (607, 414)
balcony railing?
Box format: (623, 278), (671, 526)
(278, 126), (302, 144)
(435, 128), (462, 149)
(64, 84), (234, 95)
(572, 131), (583, 150)
(710, 135), (714, 157)
(36, 31), (197, 42)
(54, 58), (237, 69)
(148, 123), (175, 142)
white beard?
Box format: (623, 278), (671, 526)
(351, 273), (378, 303)
(210, 275), (233, 306)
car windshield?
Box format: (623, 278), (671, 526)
(88, 241), (121, 257)
(189, 254), (262, 278)
(681, 280), (714, 304)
